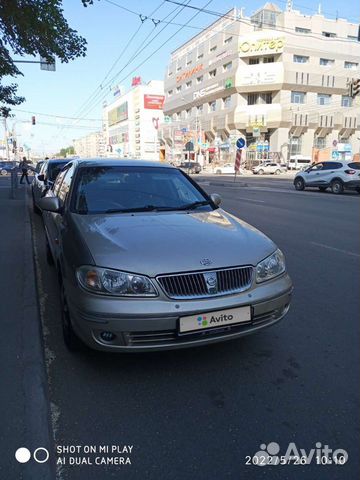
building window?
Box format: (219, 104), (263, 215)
(263, 56), (274, 63)
(209, 69), (216, 78)
(197, 52), (204, 59)
(314, 136), (327, 149)
(317, 94), (331, 105)
(176, 66), (182, 72)
(247, 92), (272, 105)
(290, 136), (302, 155)
(341, 95), (353, 107)
(224, 36), (233, 44)
(294, 55), (309, 63)
(249, 57), (260, 65)
(291, 91), (305, 104)
(223, 61), (232, 72)
(186, 59), (192, 66)
(176, 85), (182, 93)
(209, 101), (216, 112)
(295, 27), (311, 34)
(320, 58), (334, 66)
(186, 81), (192, 88)
(196, 75), (203, 83)
(168, 71), (173, 77)
(196, 105), (203, 114)
(344, 61), (358, 69)
(168, 90), (173, 97)
(222, 96), (231, 108)
(322, 31), (336, 38)
(210, 45), (217, 53)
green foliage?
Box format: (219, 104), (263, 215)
(56, 145), (75, 157)
(0, 0), (96, 116)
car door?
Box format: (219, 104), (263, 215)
(33, 162), (48, 204)
(45, 164), (75, 262)
(317, 162), (342, 186)
(303, 163), (324, 186)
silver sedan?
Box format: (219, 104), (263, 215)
(39, 159), (293, 352)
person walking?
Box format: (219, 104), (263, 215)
(19, 156), (30, 185)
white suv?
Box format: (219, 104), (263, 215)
(252, 163), (286, 175)
(294, 161), (360, 194)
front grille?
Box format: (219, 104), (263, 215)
(157, 266), (253, 299)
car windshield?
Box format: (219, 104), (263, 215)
(72, 166), (211, 215)
(48, 161), (68, 181)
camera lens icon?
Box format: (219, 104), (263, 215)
(15, 447), (49, 464)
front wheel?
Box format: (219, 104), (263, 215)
(216, 169), (221, 174)
(294, 177), (305, 191)
(331, 180), (343, 195)
(60, 283), (83, 352)
(275, 169), (281, 175)
(258, 169), (264, 175)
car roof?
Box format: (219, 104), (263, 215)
(47, 158), (69, 164)
(72, 158), (174, 169)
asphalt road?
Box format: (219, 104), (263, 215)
(28, 175), (360, 480)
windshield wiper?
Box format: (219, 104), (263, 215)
(105, 205), (179, 213)
(176, 200), (211, 211)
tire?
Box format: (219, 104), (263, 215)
(294, 177), (305, 191)
(216, 169), (221, 174)
(1, 169), (7, 176)
(60, 282), (83, 352)
(319, 187), (327, 192)
(275, 169), (281, 175)
(356, 187), (360, 194)
(331, 179), (343, 195)
(258, 169), (264, 175)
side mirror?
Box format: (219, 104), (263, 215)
(38, 196), (62, 214)
(210, 193), (222, 206)
(37, 174), (45, 181)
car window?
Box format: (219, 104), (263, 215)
(48, 161), (68, 181)
(53, 168), (68, 196)
(310, 163), (323, 171)
(72, 166), (209, 214)
(58, 163), (75, 203)
(348, 162), (360, 170)
(321, 162), (341, 170)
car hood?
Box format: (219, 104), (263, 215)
(71, 209), (276, 277)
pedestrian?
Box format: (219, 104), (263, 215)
(19, 156), (30, 185)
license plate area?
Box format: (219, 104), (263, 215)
(178, 306), (251, 334)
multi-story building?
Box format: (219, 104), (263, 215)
(73, 131), (106, 158)
(159, 3), (360, 165)
(104, 79), (164, 160)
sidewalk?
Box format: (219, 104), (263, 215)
(0, 180), (54, 479)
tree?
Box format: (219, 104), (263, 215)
(55, 145), (75, 157)
(0, 0), (95, 117)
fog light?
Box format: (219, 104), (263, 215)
(100, 331), (116, 342)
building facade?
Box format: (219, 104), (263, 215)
(104, 80), (164, 160)
(73, 131), (106, 158)
(160, 3), (360, 166)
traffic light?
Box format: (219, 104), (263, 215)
(31, 115), (36, 125)
(349, 78), (360, 98)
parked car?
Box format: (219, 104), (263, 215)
(213, 163), (235, 174)
(288, 156), (312, 170)
(32, 158), (69, 213)
(179, 161), (202, 174)
(0, 161), (18, 175)
(39, 159), (293, 352)
(294, 161), (360, 194)
(35, 160), (45, 173)
(252, 163), (286, 175)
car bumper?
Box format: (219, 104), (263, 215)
(65, 273), (293, 352)
(344, 180), (360, 189)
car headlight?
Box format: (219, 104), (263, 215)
(256, 249), (286, 283)
(76, 266), (158, 297)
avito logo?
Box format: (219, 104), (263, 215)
(209, 314), (234, 324)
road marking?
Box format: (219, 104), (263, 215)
(311, 242), (360, 258)
(232, 196), (265, 203)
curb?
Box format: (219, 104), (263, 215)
(22, 187), (56, 479)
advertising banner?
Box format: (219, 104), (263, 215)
(108, 102), (128, 126)
(144, 95), (165, 110)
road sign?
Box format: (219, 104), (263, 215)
(332, 139), (338, 147)
(185, 141), (194, 152)
(40, 56), (56, 71)
(236, 138), (245, 149)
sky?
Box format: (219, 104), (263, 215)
(2, 0), (359, 156)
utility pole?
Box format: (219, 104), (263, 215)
(3, 117), (10, 161)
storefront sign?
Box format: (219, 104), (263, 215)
(144, 94), (165, 110)
(239, 37), (285, 56)
(176, 64), (203, 83)
(193, 83), (222, 100)
(108, 101), (128, 126)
